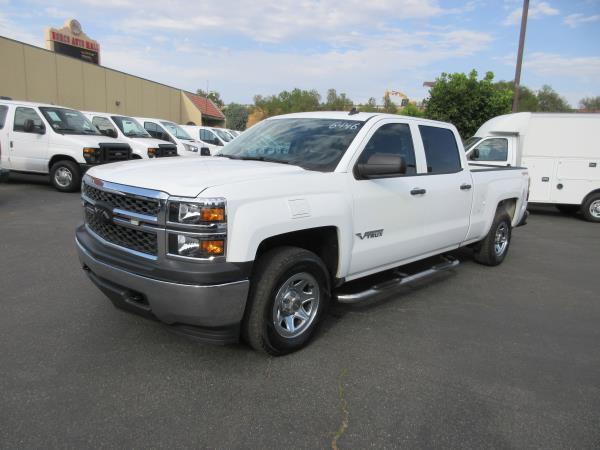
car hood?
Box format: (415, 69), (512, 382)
(86, 157), (307, 197)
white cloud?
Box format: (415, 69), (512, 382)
(524, 52), (600, 82)
(503, 1), (559, 26)
(564, 13), (600, 28)
(0, 12), (44, 47)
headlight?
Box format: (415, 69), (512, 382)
(168, 234), (225, 258)
(168, 199), (226, 225)
(183, 143), (199, 152)
(147, 147), (159, 158)
(83, 147), (101, 163)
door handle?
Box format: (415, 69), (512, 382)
(10, 141), (13, 148)
(410, 188), (426, 195)
(460, 183), (472, 190)
(541, 177), (549, 182)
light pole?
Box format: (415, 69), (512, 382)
(512, 0), (529, 112)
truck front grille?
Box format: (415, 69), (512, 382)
(85, 208), (158, 256)
(83, 184), (160, 217)
(99, 143), (132, 162)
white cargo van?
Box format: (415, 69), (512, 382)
(0, 100), (132, 192)
(179, 125), (222, 155)
(465, 113), (600, 222)
(83, 112), (178, 159)
(136, 117), (210, 157)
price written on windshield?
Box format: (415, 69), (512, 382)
(328, 122), (360, 130)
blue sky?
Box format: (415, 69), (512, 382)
(1, 0), (598, 107)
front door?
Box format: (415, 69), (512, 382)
(349, 120), (425, 277)
(9, 107), (48, 172)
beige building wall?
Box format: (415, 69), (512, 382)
(0, 36), (203, 124)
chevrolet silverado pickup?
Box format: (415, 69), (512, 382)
(75, 112), (529, 355)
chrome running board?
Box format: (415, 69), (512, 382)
(335, 257), (460, 304)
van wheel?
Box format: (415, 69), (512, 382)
(242, 246), (330, 356)
(473, 211), (512, 266)
(581, 193), (600, 223)
(50, 160), (81, 192)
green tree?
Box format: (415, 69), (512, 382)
(196, 89), (225, 109)
(579, 96), (600, 111)
(253, 88), (321, 118)
(536, 85), (571, 112)
(382, 92), (398, 114)
(424, 70), (512, 138)
(223, 103), (249, 130)
(495, 81), (539, 112)
(399, 103), (424, 117)
(359, 97), (379, 112)
(324, 88), (354, 111)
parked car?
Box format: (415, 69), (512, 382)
(136, 117), (210, 157)
(0, 99), (131, 192)
(465, 112), (600, 222)
(212, 127), (234, 145)
(75, 111), (529, 355)
(83, 112), (178, 159)
(180, 125), (222, 155)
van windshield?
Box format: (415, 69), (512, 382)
(112, 116), (151, 138)
(217, 118), (364, 172)
(214, 128), (232, 142)
(463, 136), (482, 151)
(39, 107), (100, 135)
(161, 121), (193, 140)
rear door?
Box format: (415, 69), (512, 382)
(349, 120), (425, 276)
(412, 125), (472, 253)
(9, 106), (49, 172)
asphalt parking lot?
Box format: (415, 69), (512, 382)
(1, 175), (599, 448)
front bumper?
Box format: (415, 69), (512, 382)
(76, 237), (250, 344)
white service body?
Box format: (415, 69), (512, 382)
(465, 113), (600, 207)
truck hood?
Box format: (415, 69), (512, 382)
(86, 157), (306, 197)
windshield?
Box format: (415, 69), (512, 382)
(213, 128), (232, 142)
(39, 107), (100, 135)
(218, 118), (364, 172)
(112, 116), (151, 138)
(161, 121), (192, 140)
(463, 136), (482, 151)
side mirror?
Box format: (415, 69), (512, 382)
(107, 129), (118, 138)
(469, 148), (480, 160)
(24, 119), (44, 134)
(200, 147), (211, 156)
(357, 153), (406, 179)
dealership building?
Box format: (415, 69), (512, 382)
(0, 19), (225, 126)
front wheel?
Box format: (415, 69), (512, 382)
(473, 211), (512, 266)
(242, 246), (330, 355)
(50, 160), (81, 192)
(581, 193), (600, 223)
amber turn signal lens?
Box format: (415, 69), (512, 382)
(201, 207), (225, 222)
(200, 240), (224, 255)
(83, 147), (97, 155)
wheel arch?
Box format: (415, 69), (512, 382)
(49, 154), (79, 170)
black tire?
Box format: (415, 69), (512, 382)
(555, 204), (579, 215)
(581, 193), (600, 223)
(473, 210), (512, 266)
(50, 160), (81, 192)
(242, 246), (330, 356)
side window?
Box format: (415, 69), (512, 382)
(13, 107), (44, 133)
(418, 125), (462, 174)
(144, 122), (159, 138)
(92, 117), (117, 135)
(357, 123), (417, 175)
(0, 105), (8, 129)
(469, 138), (508, 162)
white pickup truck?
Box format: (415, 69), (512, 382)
(75, 112), (529, 355)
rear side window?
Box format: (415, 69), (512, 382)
(0, 105), (8, 129)
(358, 123), (417, 175)
(470, 138), (508, 162)
(419, 125), (462, 174)
(13, 107), (44, 133)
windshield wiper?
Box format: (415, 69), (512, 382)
(219, 155), (294, 165)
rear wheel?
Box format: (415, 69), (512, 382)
(581, 193), (600, 223)
(50, 160), (81, 192)
(242, 246), (330, 356)
(473, 210), (512, 266)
